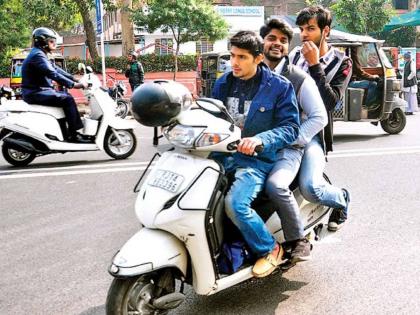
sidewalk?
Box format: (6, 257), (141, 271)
(0, 71), (197, 108)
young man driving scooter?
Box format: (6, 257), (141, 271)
(22, 27), (89, 143)
(260, 18), (328, 263)
(289, 6), (352, 231)
(212, 31), (300, 278)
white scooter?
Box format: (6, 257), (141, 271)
(106, 82), (333, 314)
(0, 65), (137, 166)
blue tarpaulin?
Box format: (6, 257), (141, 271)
(383, 9), (420, 31)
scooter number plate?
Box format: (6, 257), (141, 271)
(148, 170), (184, 193)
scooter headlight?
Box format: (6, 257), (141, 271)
(195, 133), (229, 147)
(163, 124), (205, 148)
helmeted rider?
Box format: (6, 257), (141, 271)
(21, 27), (89, 143)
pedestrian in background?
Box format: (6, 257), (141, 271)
(125, 51), (144, 93)
(401, 51), (418, 115)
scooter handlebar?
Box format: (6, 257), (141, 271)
(227, 141), (264, 155)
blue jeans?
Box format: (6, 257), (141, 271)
(348, 80), (378, 106)
(218, 155), (276, 257)
(299, 136), (347, 210)
(265, 147), (304, 242)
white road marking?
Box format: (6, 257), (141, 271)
(0, 161), (153, 174)
(0, 166), (149, 180)
(1, 146), (420, 180)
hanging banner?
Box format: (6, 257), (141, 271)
(95, 0), (103, 35)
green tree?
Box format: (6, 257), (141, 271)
(0, 0), (31, 61)
(375, 26), (417, 47)
(23, 0), (81, 32)
(132, 0), (228, 79)
(331, 0), (394, 35)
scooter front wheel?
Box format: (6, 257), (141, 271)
(106, 270), (183, 315)
(2, 143), (36, 166)
(104, 128), (137, 159)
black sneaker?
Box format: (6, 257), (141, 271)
(290, 238), (311, 264)
(328, 188), (350, 232)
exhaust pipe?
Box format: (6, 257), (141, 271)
(3, 137), (45, 154)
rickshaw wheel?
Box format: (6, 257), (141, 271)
(380, 108), (406, 134)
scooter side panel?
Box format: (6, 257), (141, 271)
(265, 186), (332, 242)
(109, 228), (188, 278)
(1, 112), (64, 141)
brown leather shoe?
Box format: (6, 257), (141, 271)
(252, 243), (284, 278)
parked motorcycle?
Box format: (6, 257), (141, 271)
(0, 85), (15, 103)
(108, 78), (130, 119)
(106, 81), (333, 314)
(0, 64), (137, 166)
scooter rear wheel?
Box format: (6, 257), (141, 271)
(2, 143), (36, 166)
(104, 128), (137, 159)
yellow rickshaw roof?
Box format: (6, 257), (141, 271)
(12, 49), (64, 60)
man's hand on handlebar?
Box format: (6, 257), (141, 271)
(73, 82), (88, 89)
(237, 137), (263, 156)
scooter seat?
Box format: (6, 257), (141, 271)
(0, 100), (66, 119)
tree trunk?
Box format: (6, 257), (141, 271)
(120, 0), (135, 56)
(75, 0), (99, 60)
(173, 49), (178, 81)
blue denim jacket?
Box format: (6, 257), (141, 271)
(212, 64), (300, 173)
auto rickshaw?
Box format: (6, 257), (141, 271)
(10, 49), (66, 98)
(196, 51), (230, 97)
(324, 31), (407, 134)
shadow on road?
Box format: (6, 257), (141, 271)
(334, 133), (390, 143)
(77, 274), (307, 315)
(0, 158), (117, 171)
(79, 305), (105, 315)
(175, 272), (308, 315)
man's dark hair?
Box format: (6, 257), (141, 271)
(259, 18), (293, 42)
(229, 31), (264, 57)
(296, 5), (332, 31)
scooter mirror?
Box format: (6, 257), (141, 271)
(86, 66), (93, 74)
(196, 98), (223, 114)
(195, 97), (235, 126)
(78, 63), (86, 73)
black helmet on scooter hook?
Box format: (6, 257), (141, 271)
(131, 80), (192, 127)
(33, 27), (58, 52)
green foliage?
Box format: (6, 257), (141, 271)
(305, 0), (334, 7)
(23, 0), (81, 32)
(132, 0), (228, 48)
(64, 54), (198, 75)
(331, 0), (394, 34)
(0, 54), (197, 78)
(0, 0), (31, 61)
(375, 26), (417, 47)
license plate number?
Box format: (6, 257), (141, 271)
(149, 170), (184, 193)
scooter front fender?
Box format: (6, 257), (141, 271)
(108, 228), (188, 278)
(107, 116), (138, 130)
(95, 117), (137, 151)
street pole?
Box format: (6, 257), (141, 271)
(100, 29), (106, 87)
(96, 0), (106, 87)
